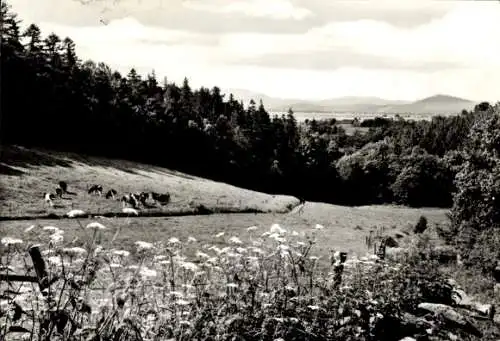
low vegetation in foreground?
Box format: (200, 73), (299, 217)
(1, 218), (498, 341)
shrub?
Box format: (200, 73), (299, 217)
(414, 215), (428, 234)
(449, 104), (500, 272)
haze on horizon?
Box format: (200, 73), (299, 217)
(11, 0), (500, 103)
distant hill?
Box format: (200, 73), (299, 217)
(223, 89), (411, 113)
(223, 89), (477, 115)
(377, 94), (477, 115)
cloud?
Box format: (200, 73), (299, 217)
(217, 2), (500, 70)
(10, 0), (453, 34)
(231, 51), (462, 72)
(11, 1), (500, 103)
(183, 0), (313, 20)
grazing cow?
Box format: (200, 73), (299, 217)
(55, 187), (64, 198)
(105, 189), (117, 199)
(137, 192), (150, 206)
(121, 193), (139, 209)
(59, 181), (68, 193)
(152, 192), (170, 205)
(88, 184), (103, 196)
(44, 192), (56, 207)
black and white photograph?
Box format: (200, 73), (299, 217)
(1, 0), (500, 339)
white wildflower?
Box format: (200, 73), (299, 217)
(269, 233), (286, 243)
(215, 232), (225, 238)
(0, 265), (16, 272)
(228, 236), (243, 244)
(122, 207), (139, 216)
(206, 257), (218, 265)
(154, 255), (168, 261)
(139, 267), (157, 278)
(226, 283), (238, 288)
(270, 223), (286, 235)
(93, 245), (103, 256)
(261, 231), (271, 237)
(209, 246), (222, 254)
(42, 226), (59, 232)
(66, 209), (86, 218)
(1, 237), (23, 246)
(128, 265), (139, 270)
(24, 225), (36, 233)
(50, 233), (64, 244)
(310, 256), (319, 261)
(296, 241), (306, 247)
(169, 291), (184, 297)
(291, 231), (299, 236)
(314, 224), (324, 230)
(47, 256), (62, 266)
(176, 299), (191, 306)
(172, 255), (186, 264)
(250, 247), (265, 255)
(110, 263), (122, 268)
(159, 260), (170, 265)
(113, 250), (130, 257)
(168, 237), (180, 244)
(62, 247), (87, 256)
(180, 262), (199, 272)
(236, 247), (247, 254)
(86, 222), (106, 230)
(247, 225), (258, 231)
(278, 244), (290, 252)
(135, 241), (155, 251)
(196, 251), (210, 259)
(307, 305), (320, 310)
(187, 236), (197, 243)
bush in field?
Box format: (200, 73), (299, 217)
(336, 138), (400, 205)
(449, 104), (500, 272)
(414, 215), (428, 234)
(1, 219), (485, 341)
(391, 147), (454, 208)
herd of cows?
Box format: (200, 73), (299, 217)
(43, 181), (171, 209)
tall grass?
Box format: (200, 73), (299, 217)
(0, 219), (485, 341)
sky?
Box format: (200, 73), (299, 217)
(10, 0), (500, 102)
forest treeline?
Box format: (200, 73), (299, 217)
(0, 2), (497, 209)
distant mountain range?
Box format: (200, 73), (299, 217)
(223, 89), (477, 115)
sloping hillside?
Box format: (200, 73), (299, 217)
(378, 94), (476, 115)
(0, 145), (299, 218)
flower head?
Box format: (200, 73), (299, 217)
(1, 237), (23, 246)
(86, 222), (106, 230)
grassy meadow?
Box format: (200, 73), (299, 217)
(1, 146), (498, 341)
(0, 146), (300, 218)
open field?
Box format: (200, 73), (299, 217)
(0, 146), (299, 218)
(0, 203), (449, 261)
(0, 145), (450, 258)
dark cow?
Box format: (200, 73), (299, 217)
(88, 184), (103, 196)
(152, 192), (170, 205)
(44, 192), (56, 207)
(55, 187), (64, 198)
(105, 189), (117, 199)
(121, 193), (139, 208)
(59, 181), (68, 193)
